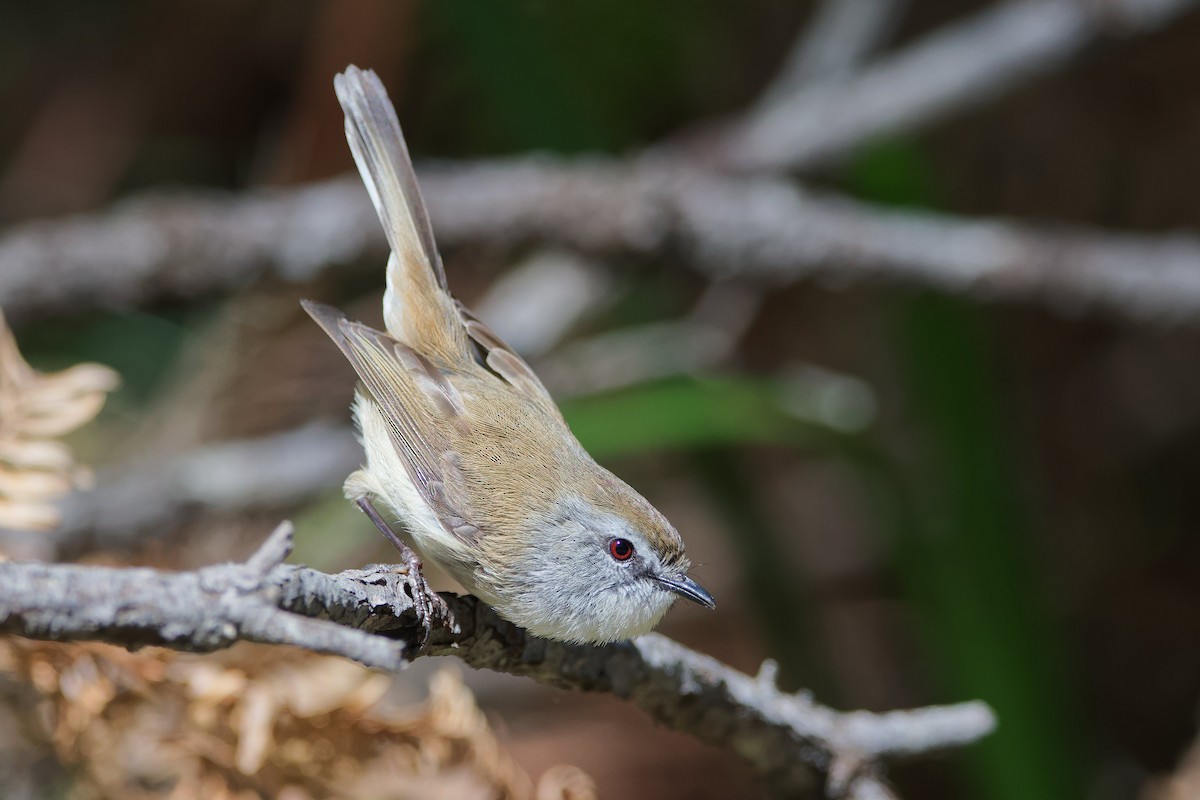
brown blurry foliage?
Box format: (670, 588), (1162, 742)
(0, 312), (119, 533)
(0, 639), (595, 800)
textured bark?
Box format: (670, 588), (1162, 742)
(0, 523), (995, 797)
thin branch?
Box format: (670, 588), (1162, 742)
(757, 0), (906, 102)
(0, 178), (375, 322)
(4, 160), (1200, 323)
(2, 522), (408, 670)
(665, 169), (1200, 321)
(536, 282), (764, 396)
(470, 249), (613, 359)
(720, 0), (1200, 171)
(0, 523), (996, 798)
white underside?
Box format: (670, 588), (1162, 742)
(346, 392), (479, 590)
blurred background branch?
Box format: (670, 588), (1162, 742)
(6, 161), (1200, 322)
(718, 0), (1200, 170)
(754, 0), (906, 97)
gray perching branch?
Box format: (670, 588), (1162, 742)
(718, 0), (1200, 171)
(0, 522), (996, 798)
(1, 522), (410, 671)
(4, 161), (1200, 323)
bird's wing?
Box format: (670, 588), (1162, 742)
(457, 303), (566, 424)
(302, 300), (480, 544)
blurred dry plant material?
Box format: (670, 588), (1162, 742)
(1143, 732), (1200, 800)
(0, 312), (118, 533)
(0, 639), (595, 800)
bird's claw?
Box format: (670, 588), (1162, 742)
(355, 496), (456, 650)
(398, 550), (454, 650)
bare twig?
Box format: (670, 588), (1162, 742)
(0, 178), (375, 321)
(1, 522), (408, 670)
(4, 160), (1200, 323)
(664, 169), (1200, 321)
(757, 0), (905, 100)
(537, 282), (764, 396)
(471, 249), (613, 359)
(0, 523), (996, 797)
(721, 0), (1200, 171)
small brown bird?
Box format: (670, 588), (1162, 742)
(303, 66), (714, 645)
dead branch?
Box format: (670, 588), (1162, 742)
(4, 160), (1200, 323)
(3, 1), (1199, 326)
(720, 0), (1200, 171)
(1, 522), (408, 670)
(756, 0), (905, 99)
(0, 522), (996, 798)
(0, 178), (375, 321)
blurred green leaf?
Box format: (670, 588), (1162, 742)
(846, 137), (941, 209)
(560, 374), (817, 459)
(16, 308), (202, 407)
(421, 0), (715, 154)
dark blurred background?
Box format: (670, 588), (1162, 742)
(4, 1), (1200, 799)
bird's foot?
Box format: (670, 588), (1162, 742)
(395, 545), (454, 649)
(355, 497), (455, 649)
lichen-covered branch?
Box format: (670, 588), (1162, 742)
(436, 600), (994, 793)
(0, 522), (409, 671)
(0, 522), (996, 798)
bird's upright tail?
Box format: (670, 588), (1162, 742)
(334, 65), (468, 361)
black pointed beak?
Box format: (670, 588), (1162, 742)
(654, 574), (716, 610)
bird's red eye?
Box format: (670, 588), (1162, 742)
(609, 538), (634, 561)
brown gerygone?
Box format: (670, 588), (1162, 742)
(303, 65), (714, 646)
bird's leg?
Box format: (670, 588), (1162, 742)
(355, 496), (452, 648)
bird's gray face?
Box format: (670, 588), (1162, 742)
(488, 496), (714, 645)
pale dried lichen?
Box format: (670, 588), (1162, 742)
(0, 310), (118, 532)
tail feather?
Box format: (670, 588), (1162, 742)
(334, 65), (466, 359)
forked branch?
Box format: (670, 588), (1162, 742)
(0, 522), (995, 798)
